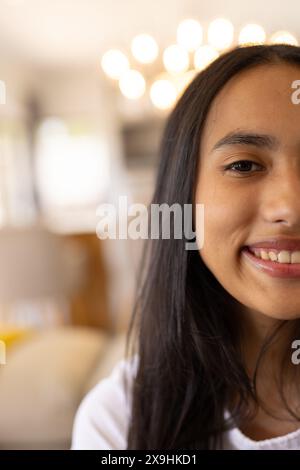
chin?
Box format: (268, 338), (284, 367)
(258, 307), (300, 322)
(237, 298), (300, 322)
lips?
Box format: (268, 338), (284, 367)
(246, 238), (300, 252)
(242, 246), (300, 278)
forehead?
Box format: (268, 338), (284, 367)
(200, 63), (300, 153)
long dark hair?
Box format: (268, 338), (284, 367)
(124, 44), (300, 449)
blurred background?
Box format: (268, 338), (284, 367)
(0, 0), (299, 449)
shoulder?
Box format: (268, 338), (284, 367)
(71, 354), (139, 450)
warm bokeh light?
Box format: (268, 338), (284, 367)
(269, 30), (298, 46)
(101, 49), (129, 79)
(207, 18), (234, 50)
(176, 19), (203, 51)
(131, 33), (159, 64)
(101, 22), (300, 109)
(119, 69), (146, 99)
(194, 45), (219, 70)
(238, 24), (266, 45)
(163, 44), (189, 74)
(171, 70), (198, 96)
(150, 79), (177, 110)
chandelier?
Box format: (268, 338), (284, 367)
(100, 18), (298, 111)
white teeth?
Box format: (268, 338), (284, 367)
(292, 252), (300, 263)
(269, 252), (277, 261)
(261, 250), (270, 260)
(278, 251), (291, 263)
(252, 249), (300, 264)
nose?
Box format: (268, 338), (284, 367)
(262, 165), (300, 229)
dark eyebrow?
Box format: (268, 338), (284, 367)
(211, 130), (280, 153)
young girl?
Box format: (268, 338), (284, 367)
(72, 44), (300, 450)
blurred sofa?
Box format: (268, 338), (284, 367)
(0, 326), (128, 449)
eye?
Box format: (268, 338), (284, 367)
(223, 160), (264, 175)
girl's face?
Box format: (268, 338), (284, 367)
(195, 63), (300, 321)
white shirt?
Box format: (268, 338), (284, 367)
(71, 355), (300, 450)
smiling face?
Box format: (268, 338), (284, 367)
(195, 62), (300, 322)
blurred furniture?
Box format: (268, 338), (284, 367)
(65, 233), (111, 330)
(0, 224), (112, 331)
(0, 225), (133, 449)
(0, 224), (87, 328)
(0, 326), (128, 449)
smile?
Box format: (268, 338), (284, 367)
(242, 246), (300, 279)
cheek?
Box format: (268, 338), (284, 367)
(195, 181), (253, 268)
(195, 202), (233, 275)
